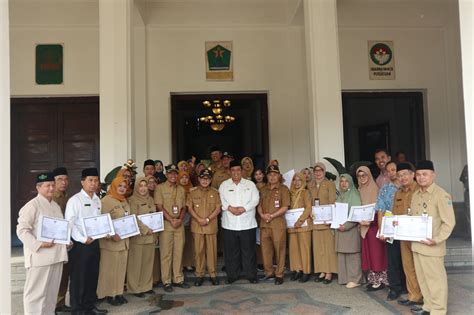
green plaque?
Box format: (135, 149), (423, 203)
(36, 44), (63, 85)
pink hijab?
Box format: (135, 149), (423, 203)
(356, 166), (379, 238)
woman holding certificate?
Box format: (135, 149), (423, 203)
(288, 172), (313, 283)
(356, 166), (388, 291)
(335, 174), (363, 288)
(309, 162), (337, 284)
(97, 176), (130, 306)
(127, 177), (156, 297)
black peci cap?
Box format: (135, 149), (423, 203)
(396, 163), (413, 172)
(144, 159), (155, 167)
(52, 167), (68, 177)
(416, 160), (435, 171)
(82, 168), (99, 178)
(229, 160), (241, 169)
(36, 172), (55, 183)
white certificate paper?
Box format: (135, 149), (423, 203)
(285, 208), (308, 228)
(82, 213), (115, 240)
(380, 216), (396, 238)
(348, 204), (376, 222)
(282, 169), (295, 189)
(113, 215), (140, 239)
(36, 215), (71, 245)
(394, 215), (433, 241)
(312, 205), (334, 224)
(330, 203), (349, 229)
(138, 212), (164, 233)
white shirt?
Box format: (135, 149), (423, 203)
(219, 177), (260, 231)
(65, 189), (101, 243)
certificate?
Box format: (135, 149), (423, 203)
(282, 169), (295, 189)
(36, 215), (71, 245)
(394, 215), (433, 241)
(285, 208), (308, 228)
(82, 213), (115, 240)
(380, 216), (396, 238)
(330, 203), (349, 229)
(312, 205), (333, 224)
(348, 204), (376, 222)
(113, 215), (140, 239)
(137, 212), (164, 233)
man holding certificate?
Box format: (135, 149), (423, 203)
(257, 165), (290, 285)
(65, 168), (107, 315)
(409, 161), (456, 315)
(154, 164), (189, 292)
(17, 172), (69, 315)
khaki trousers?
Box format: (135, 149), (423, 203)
(261, 227), (286, 278)
(159, 226), (185, 284)
(24, 262), (63, 315)
(289, 231), (312, 274)
(400, 241), (423, 302)
(413, 252), (448, 315)
(56, 262), (69, 307)
(193, 233), (217, 277)
(127, 243), (155, 294)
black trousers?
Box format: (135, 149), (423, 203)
(387, 240), (406, 293)
(69, 240), (100, 312)
(223, 228), (257, 281)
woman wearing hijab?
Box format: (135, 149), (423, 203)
(309, 162), (338, 283)
(241, 157), (254, 180)
(127, 177), (156, 297)
(336, 174), (363, 288)
(97, 176), (130, 306)
(154, 160), (167, 184)
(288, 172), (313, 283)
(178, 171), (195, 272)
(116, 168), (133, 198)
(356, 166), (388, 291)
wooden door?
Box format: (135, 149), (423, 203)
(11, 97), (99, 240)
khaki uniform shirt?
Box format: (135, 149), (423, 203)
(128, 195), (156, 244)
(308, 179), (337, 230)
(392, 182), (418, 215)
(410, 183), (456, 257)
(259, 183), (291, 230)
(154, 182), (186, 231)
(187, 186), (221, 234)
(288, 189), (313, 233)
(53, 191), (69, 215)
(99, 196), (130, 251)
(211, 168), (231, 189)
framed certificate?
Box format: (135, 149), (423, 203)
(113, 215), (140, 239)
(36, 214), (70, 245)
(380, 216), (396, 238)
(330, 203), (349, 229)
(394, 215), (433, 241)
(81, 213), (115, 240)
(312, 205), (334, 224)
(285, 208), (307, 228)
(137, 212), (164, 233)
(348, 204), (376, 222)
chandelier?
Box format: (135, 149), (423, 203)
(199, 99), (235, 131)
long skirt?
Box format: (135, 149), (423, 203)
(127, 243), (154, 294)
(361, 224), (387, 272)
(312, 229), (337, 273)
(289, 231), (312, 274)
(337, 252), (362, 285)
(97, 249), (128, 299)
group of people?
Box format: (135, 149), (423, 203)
(17, 147), (456, 315)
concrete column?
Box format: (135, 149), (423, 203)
(304, 0), (345, 165)
(99, 0), (134, 179)
(458, 0), (474, 249)
(0, 0), (11, 313)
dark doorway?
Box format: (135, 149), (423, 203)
(342, 91), (425, 165)
(171, 93), (269, 168)
(11, 97), (100, 245)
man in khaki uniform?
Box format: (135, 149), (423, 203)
(187, 169), (222, 286)
(52, 167), (71, 313)
(17, 172), (69, 315)
(257, 165), (290, 285)
(154, 164), (190, 292)
(391, 163), (423, 307)
(409, 160), (456, 315)
(212, 152), (233, 189)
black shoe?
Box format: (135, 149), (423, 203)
(299, 274), (310, 283)
(367, 283), (386, 292)
(116, 295), (128, 304)
(134, 293), (145, 298)
(210, 277), (220, 285)
(274, 277), (284, 285)
(221, 266), (226, 272)
(194, 277), (204, 287)
(387, 290), (400, 301)
(411, 309), (429, 315)
(323, 278), (333, 284)
(163, 284), (173, 292)
(55, 305), (72, 313)
(290, 271), (302, 281)
(183, 266), (195, 272)
(91, 306), (108, 314)
(225, 278), (237, 284)
(410, 305), (423, 312)
(248, 278), (258, 284)
(144, 290), (155, 295)
(257, 264), (264, 272)
(398, 298), (423, 306)
(259, 275), (275, 281)
(174, 282), (190, 289)
(314, 275), (325, 282)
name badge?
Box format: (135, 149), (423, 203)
(274, 199), (280, 208)
(172, 205), (179, 215)
(84, 204), (91, 207)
